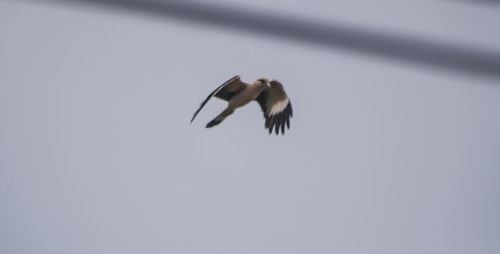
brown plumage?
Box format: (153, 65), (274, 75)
(191, 75), (293, 135)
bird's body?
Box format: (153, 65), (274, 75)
(191, 75), (293, 135)
(228, 82), (267, 108)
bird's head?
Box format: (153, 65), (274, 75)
(257, 78), (271, 88)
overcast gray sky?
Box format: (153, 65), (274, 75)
(1, 1), (500, 254)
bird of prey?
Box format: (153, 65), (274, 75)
(191, 75), (293, 135)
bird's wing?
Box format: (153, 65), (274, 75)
(191, 75), (248, 123)
(255, 80), (293, 135)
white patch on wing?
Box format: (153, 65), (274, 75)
(269, 98), (289, 116)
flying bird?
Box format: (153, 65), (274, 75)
(191, 75), (293, 135)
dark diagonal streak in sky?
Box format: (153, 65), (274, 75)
(40, 0), (500, 79)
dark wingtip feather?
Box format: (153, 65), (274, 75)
(265, 115), (271, 128)
(206, 120), (219, 128)
(285, 114), (290, 129)
(280, 115), (286, 134)
(276, 113), (283, 135)
(269, 116), (276, 131)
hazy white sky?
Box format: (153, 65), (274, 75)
(1, 1), (499, 254)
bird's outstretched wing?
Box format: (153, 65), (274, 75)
(255, 80), (293, 135)
(191, 75), (248, 123)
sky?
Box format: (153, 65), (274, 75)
(1, 1), (500, 254)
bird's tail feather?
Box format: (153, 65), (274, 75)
(206, 108), (234, 128)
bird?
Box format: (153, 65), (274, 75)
(191, 75), (293, 135)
